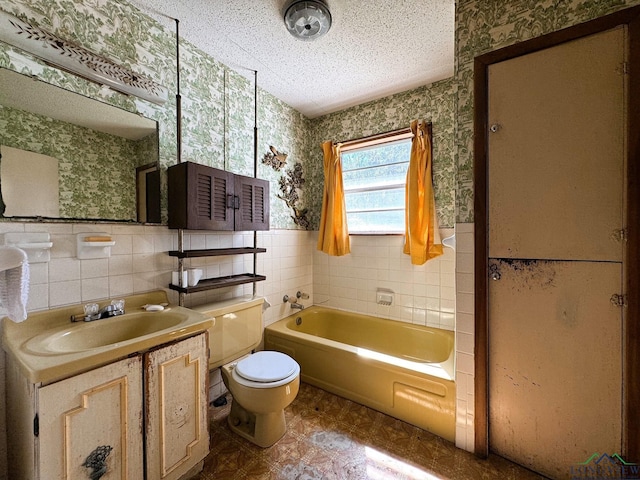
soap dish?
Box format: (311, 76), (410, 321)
(376, 288), (394, 306)
(77, 232), (116, 259)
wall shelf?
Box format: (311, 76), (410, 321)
(168, 247), (266, 258)
(4, 232), (53, 263)
(169, 273), (266, 293)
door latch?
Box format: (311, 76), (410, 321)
(490, 124), (501, 133)
(489, 263), (501, 281)
(610, 294), (627, 307)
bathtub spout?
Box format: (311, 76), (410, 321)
(283, 294), (305, 310)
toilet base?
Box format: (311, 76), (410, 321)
(227, 399), (287, 448)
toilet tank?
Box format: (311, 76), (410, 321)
(192, 296), (264, 369)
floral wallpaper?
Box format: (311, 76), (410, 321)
(0, 0), (310, 229)
(454, 0), (640, 223)
(2, 0), (637, 227)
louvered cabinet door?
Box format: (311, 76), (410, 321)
(168, 162), (234, 230)
(193, 165), (234, 230)
(234, 174), (270, 231)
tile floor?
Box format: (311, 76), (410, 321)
(192, 383), (546, 479)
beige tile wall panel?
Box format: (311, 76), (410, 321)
(488, 26), (626, 262)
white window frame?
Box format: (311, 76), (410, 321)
(341, 129), (413, 235)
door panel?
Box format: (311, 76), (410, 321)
(489, 260), (622, 479)
(488, 27), (625, 262)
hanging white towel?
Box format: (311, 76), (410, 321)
(0, 246), (30, 322)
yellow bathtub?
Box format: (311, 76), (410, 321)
(264, 306), (456, 442)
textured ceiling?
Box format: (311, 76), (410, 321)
(131, 0), (455, 118)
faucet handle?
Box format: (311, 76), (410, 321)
(296, 291), (309, 300)
(283, 295), (294, 303)
(111, 299), (125, 311)
(84, 303), (99, 315)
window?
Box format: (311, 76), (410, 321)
(342, 133), (412, 234)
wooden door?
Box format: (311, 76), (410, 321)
(38, 356), (144, 480)
(487, 26), (626, 479)
(145, 334), (209, 480)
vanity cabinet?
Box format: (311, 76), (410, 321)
(168, 161), (269, 231)
(6, 333), (209, 480)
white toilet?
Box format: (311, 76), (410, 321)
(194, 297), (300, 448)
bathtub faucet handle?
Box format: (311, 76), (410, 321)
(296, 291), (309, 300)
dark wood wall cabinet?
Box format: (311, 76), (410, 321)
(167, 161), (270, 294)
(168, 161), (269, 231)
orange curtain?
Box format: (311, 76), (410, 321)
(317, 141), (350, 256)
(403, 120), (443, 265)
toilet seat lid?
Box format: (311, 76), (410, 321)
(235, 351), (298, 383)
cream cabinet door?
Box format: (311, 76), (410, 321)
(145, 333), (209, 480)
(38, 356), (144, 480)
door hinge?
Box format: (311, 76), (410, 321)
(33, 414), (39, 437)
(611, 228), (627, 242)
(610, 294), (627, 308)
(617, 62), (629, 75)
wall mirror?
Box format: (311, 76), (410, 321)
(0, 67), (161, 223)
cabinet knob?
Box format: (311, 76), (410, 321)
(82, 445), (113, 479)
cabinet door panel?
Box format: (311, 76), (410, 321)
(235, 174), (270, 231)
(38, 356), (143, 480)
(168, 162), (235, 230)
(145, 334), (209, 480)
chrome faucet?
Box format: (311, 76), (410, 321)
(71, 299), (125, 322)
(283, 294), (305, 310)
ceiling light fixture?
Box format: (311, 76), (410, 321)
(284, 0), (332, 41)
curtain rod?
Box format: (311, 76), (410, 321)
(336, 122), (432, 151)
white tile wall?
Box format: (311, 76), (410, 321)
(312, 228), (456, 330)
(454, 222), (475, 452)
(0, 222), (474, 459)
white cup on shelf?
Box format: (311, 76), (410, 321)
(188, 268), (203, 286)
(172, 270), (188, 286)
